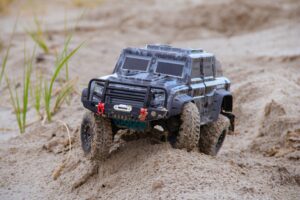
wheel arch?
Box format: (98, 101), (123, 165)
(168, 94), (194, 116)
(221, 94), (233, 112)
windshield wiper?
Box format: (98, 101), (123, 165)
(124, 70), (148, 76)
(156, 73), (172, 78)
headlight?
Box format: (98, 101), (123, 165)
(150, 89), (166, 107)
(90, 81), (104, 102)
(94, 84), (104, 95)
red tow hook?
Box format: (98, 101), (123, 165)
(97, 102), (105, 115)
(139, 108), (148, 121)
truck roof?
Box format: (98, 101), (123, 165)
(123, 44), (214, 62)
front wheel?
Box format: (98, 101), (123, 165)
(198, 114), (230, 156)
(80, 111), (113, 161)
(174, 102), (201, 151)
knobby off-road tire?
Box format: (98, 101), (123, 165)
(80, 111), (113, 161)
(199, 114), (230, 156)
(175, 102), (200, 151)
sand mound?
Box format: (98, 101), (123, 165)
(175, 0), (291, 36)
(48, 137), (298, 199)
(258, 54), (300, 63)
(84, 0), (300, 41)
(251, 100), (300, 159)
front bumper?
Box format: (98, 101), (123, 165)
(82, 98), (168, 121)
(81, 79), (169, 122)
(105, 104), (168, 121)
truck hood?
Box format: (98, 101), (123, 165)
(98, 73), (186, 90)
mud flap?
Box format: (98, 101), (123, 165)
(221, 111), (235, 132)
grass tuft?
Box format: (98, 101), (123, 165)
(4, 15), (84, 132)
(44, 36), (84, 121)
(6, 47), (35, 133)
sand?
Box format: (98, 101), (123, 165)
(0, 0), (299, 199)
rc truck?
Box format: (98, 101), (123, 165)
(80, 44), (234, 160)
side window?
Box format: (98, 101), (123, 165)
(191, 61), (200, 78)
(203, 57), (214, 78)
(215, 59), (222, 77)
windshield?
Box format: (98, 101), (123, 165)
(122, 57), (150, 71)
(155, 61), (184, 77)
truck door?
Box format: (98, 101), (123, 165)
(190, 60), (205, 123)
(202, 56), (216, 123)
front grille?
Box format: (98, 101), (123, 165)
(105, 83), (147, 107)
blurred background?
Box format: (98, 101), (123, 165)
(1, 0), (299, 78)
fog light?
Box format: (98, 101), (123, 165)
(151, 111), (157, 117)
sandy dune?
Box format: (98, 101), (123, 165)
(0, 0), (299, 199)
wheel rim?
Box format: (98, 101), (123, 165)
(81, 123), (93, 153)
(215, 130), (226, 153)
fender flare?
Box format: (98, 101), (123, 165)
(81, 88), (98, 113)
(168, 94), (193, 116)
(212, 90), (233, 120)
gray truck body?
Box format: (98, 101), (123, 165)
(81, 44), (234, 130)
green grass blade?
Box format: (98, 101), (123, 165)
(22, 47), (34, 129)
(34, 72), (43, 115)
(15, 88), (23, 133)
(6, 75), (23, 133)
(26, 30), (49, 54)
(44, 80), (51, 121)
(49, 39), (81, 91)
(45, 41), (84, 121)
(34, 15), (43, 37)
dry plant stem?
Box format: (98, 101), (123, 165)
(56, 120), (72, 157)
(52, 120), (72, 180)
(52, 161), (66, 180)
(26, 17), (49, 54)
(52, 78), (78, 115)
(6, 75), (22, 131)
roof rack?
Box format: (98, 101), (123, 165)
(146, 44), (203, 54)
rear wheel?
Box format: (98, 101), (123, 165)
(80, 111), (113, 161)
(198, 114), (230, 156)
(174, 102), (200, 151)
